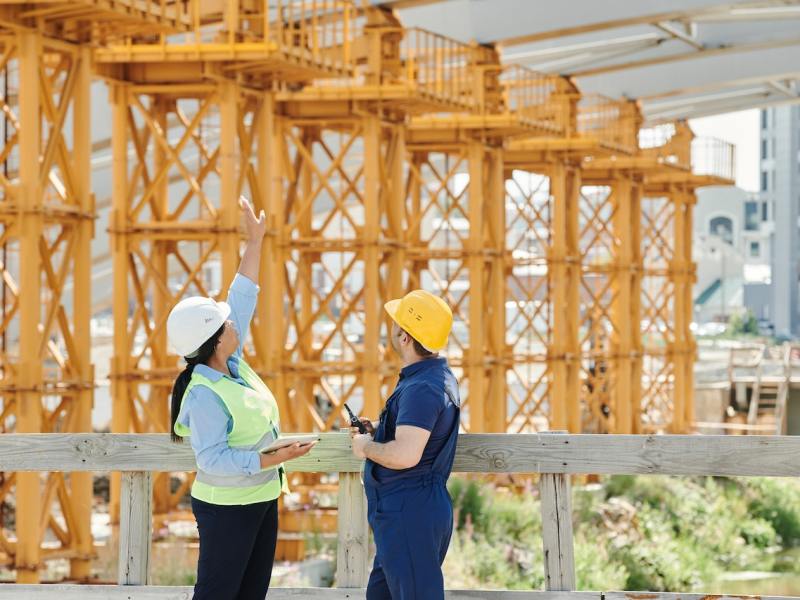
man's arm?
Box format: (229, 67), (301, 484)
(360, 425), (431, 470)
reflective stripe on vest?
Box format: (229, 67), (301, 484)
(194, 427), (279, 487)
(175, 357), (283, 491)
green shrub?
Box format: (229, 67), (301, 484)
(743, 478), (800, 546)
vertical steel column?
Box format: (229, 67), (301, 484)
(671, 187), (687, 433)
(467, 141), (486, 431)
(258, 95), (289, 422)
(362, 115), (381, 418)
(386, 125), (406, 305)
(151, 96), (170, 514)
(219, 80), (240, 290)
(683, 196), (696, 428)
(486, 149), (506, 432)
(109, 83), (130, 524)
(384, 124), (406, 398)
(296, 130), (315, 431)
(630, 181), (644, 433)
(69, 45), (93, 580)
(407, 153), (424, 291)
(610, 178), (633, 434)
(16, 30), (43, 584)
(550, 162), (582, 432)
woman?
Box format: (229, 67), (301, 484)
(167, 197), (314, 600)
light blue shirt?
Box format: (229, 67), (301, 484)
(176, 273), (263, 476)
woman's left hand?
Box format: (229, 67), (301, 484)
(239, 196), (266, 242)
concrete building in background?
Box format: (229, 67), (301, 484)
(693, 186), (771, 326)
(761, 105), (800, 337)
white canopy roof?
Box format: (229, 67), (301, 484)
(377, 0), (800, 123)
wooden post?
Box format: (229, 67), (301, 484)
(336, 431), (369, 587)
(118, 472), (153, 585)
(538, 431), (576, 591)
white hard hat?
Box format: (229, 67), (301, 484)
(167, 297), (231, 357)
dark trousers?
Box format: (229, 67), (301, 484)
(191, 496), (279, 600)
(366, 482), (453, 600)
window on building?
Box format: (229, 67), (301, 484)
(763, 201), (769, 222)
(762, 110), (768, 129)
(710, 216), (734, 245)
(750, 241), (760, 258)
(762, 139), (768, 159)
(762, 170), (769, 191)
(745, 201), (759, 230)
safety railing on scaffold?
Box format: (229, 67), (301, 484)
(399, 27), (476, 110)
(0, 432), (798, 598)
(496, 64), (566, 135)
(576, 94), (638, 154)
(691, 136), (736, 182)
(94, 0), (356, 77)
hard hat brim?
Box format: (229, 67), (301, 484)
(216, 301), (232, 322)
(384, 299), (402, 325)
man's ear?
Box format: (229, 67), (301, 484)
(398, 329), (410, 346)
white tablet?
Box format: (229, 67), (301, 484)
(259, 435), (320, 454)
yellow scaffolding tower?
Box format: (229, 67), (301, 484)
(95, 0), (357, 521)
(0, 0), (184, 583)
(638, 121), (735, 432)
(0, 0), (738, 579)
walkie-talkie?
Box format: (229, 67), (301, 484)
(344, 403), (368, 434)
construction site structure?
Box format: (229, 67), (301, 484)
(0, 0), (735, 581)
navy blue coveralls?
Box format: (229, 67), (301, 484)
(363, 356), (461, 600)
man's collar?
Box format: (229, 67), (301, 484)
(400, 356), (446, 379)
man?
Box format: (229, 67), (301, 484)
(351, 289), (461, 600)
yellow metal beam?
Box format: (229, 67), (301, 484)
(16, 29), (44, 584)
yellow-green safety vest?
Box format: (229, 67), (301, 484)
(174, 356), (289, 505)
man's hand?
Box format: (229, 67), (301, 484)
(239, 196), (266, 242)
(359, 418), (375, 435)
(351, 433), (372, 459)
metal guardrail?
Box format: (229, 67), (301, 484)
(638, 124), (736, 181)
(691, 136), (736, 181)
(1, 433), (800, 597)
(576, 94), (638, 154)
(497, 65), (565, 132)
(96, 0), (357, 75)
(400, 27), (476, 109)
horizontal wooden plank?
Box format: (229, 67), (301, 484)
(605, 592), (790, 600)
(2, 433), (800, 477)
(0, 585), (601, 599)
(0, 587), (790, 600)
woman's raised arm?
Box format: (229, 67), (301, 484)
(237, 196), (266, 282)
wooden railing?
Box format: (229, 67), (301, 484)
(1, 432), (800, 598)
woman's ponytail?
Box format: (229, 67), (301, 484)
(169, 323), (225, 443)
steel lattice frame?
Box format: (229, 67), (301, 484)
(0, 34), (93, 581)
(577, 177), (644, 434)
(640, 186), (696, 433)
(503, 162), (583, 433)
(272, 113), (406, 431)
(504, 169), (552, 432)
(108, 81), (263, 519)
(0, 0), (737, 581)
(404, 142), (505, 432)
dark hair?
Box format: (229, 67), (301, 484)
(170, 324), (225, 443)
(401, 328), (434, 358)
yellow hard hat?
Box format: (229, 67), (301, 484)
(384, 290), (453, 351)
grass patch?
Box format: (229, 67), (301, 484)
(443, 475), (800, 591)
